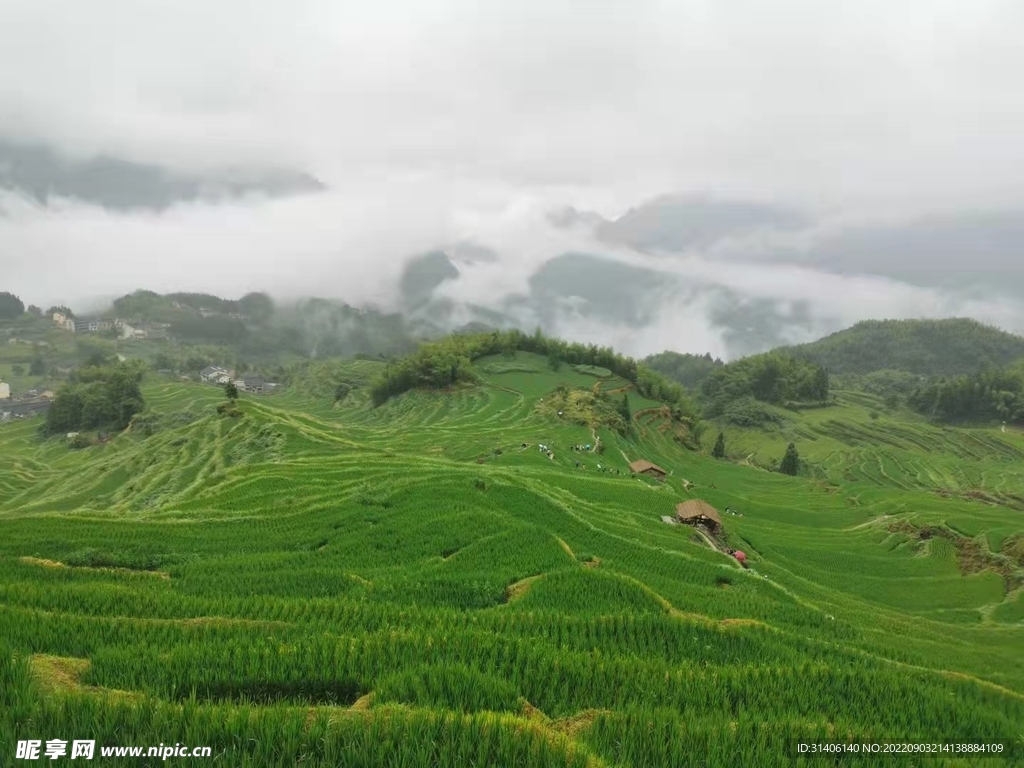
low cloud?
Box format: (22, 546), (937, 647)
(2, 1), (1023, 357)
(6, 182), (1023, 360)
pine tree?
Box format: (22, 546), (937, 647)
(619, 393), (631, 422)
(779, 442), (800, 475)
(712, 431), (726, 459)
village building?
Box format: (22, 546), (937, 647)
(200, 366), (231, 384)
(629, 459), (667, 481)
(240, 376), (266, 394)
(0, 381), (10, 400)
(52, 312), (76, 331)
(0, 398), (51, 420)
(675, 499), (723, 534)
(73, 318), (113, 333)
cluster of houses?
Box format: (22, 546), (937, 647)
(199, 366), (275, 395)
(0, 382), (55, 422)
(51, 312), (170, 340)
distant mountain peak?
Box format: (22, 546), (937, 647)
(399, 251), (461, 309)
(0, 139), (326, 211)
(594, 193), (810, 253)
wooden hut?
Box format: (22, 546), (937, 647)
(629, 459), (667, 481)
(675, 499), (723, 533)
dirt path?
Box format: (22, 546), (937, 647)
(505, 574), (544, 602)
(554, 536), (577, 560)
(845, 515), (890, 531)
(690, 526), (724, 553)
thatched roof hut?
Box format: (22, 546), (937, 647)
(675, 499), (723, 532)
(629, 459), (667, 479)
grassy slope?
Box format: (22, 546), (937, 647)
(1, 351), (1022, 766)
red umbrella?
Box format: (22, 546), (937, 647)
(733, 550), (747, 563)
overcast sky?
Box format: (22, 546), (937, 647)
(2, 0), (1023, 352)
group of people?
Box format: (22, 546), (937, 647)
(724, 506), (744, 517)
(525, 441), (630, 469)
(573, 460), (623, 474)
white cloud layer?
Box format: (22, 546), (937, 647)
(2, 1), (1024, 356)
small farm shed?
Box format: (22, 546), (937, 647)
(629, 459), (667, 480)
(675, 499), (723, 534)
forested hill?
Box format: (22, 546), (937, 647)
(642, 351), (724, 389)
(779, 318), (1024, 376)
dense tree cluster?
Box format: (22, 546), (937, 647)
(831, 369), (924, 404)
(908, 365), (1024, 424)
(643, 351), (725, 389)
(782, 318), (1024, 376)
(165, 292), (239, 313)
(0, 291), (25, 319)
(111, 290), (274, 328)
(43, 363), (145, 435)
(369, 330), (698, 419)
(699, 352), (829, 425)
(170, 316), (249, 344)
(237, 292), (275, 322)
(110, 290), (162, 318)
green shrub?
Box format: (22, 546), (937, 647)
(713, 396), (783, 428)
(216, 402), (243, 418)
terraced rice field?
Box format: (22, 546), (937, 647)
(2, 352), (1022, 766)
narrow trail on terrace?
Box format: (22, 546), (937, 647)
(688, 526), (725, 554)
(845, 515), (892, 531)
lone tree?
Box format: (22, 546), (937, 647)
(619, 393), (631, 422)
(779, 442), (800, 475)
(712, 431), (726, 459)
(224, 381), (239, 401)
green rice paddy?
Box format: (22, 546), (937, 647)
(1, 351), (1022, 766)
